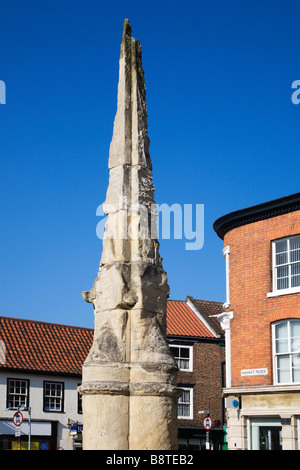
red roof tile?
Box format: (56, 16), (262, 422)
(166, 300), (218, 338)
(0, 317), (93, 376)
(186, 297), (224, 337)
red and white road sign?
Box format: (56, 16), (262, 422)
(203, 416), (212, 430)
(13, 411), (23, 426)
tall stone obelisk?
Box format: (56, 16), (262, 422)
(79, 19), (179, 450)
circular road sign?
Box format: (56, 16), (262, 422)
(13, 411), (23, 426)
(203, 416), (212, 430)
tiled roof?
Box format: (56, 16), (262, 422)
(166, 300), (223, 338)
(0, 298), (224, 375)
(186, 297), (224, 337)
(0, 316), (93, 376)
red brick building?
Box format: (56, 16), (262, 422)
(214, 192), (300, 450)
(167, 297), (225, 449)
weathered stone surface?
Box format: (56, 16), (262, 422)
(79, 19), (180, 450)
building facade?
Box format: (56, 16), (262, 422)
(214, 192), (300, 450)
(167, 297), (225, 450)
(0, 317), (92, 450)
(0, 297), (225, 450)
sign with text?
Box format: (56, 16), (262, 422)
(241, 368), (268, 377)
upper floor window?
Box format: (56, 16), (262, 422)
(272, 320), (300, 384)
(169, 345), (193, 371)
(7, 378), (29, 409)
(270, 236), (300, 296)
(43, 381), (64, 412)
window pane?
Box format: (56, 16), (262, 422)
(292, 353), (300, 382)
(180, 348), (190, 358)
(291, 321), (300, 354)
(277, 355), (290, 383)
(276, 339), (288, 353)
(276, 240), (288, 266)
(276, 240), (288, 255)
(276, 323), (288, 353)
(292, 353), (300, 367)
(291, 321), (300, 337)
(178, 404), (190, 417)
(170, 347), (179, 358)
(276, 251), (288, 266)
(180, 390), (190, 403)
(291, 263), (300, 288)
(275, 322), (288, 339)
(290, 237), (300, 262)
(179, 359), (189, 369)
(276, 265), (289, 290)
(292, 368), (300, 382)
(290, 250), (300, 263)
(291, 338), (300, 353)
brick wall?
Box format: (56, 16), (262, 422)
(223, 210), (300, 387)
(176, 340), (225, 428)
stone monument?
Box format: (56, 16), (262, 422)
(79, 19), (180, 450)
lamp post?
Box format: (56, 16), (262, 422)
(20, 406), (31, 450)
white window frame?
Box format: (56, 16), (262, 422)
(178, 386), (193, 420)
(43, 381), (64, 412)
(272, 319), (300, 385)
(169, 344), (193, 372)
(223, 245), (230, 308)
(268, 235), (300, 297)
(7, 378), (29, 409)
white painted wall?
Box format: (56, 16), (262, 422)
(0, 371), (83, 450)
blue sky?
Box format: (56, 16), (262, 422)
(1, 0), (300, 328)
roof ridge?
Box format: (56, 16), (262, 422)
(187, 296), (223, 305)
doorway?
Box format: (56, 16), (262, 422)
(250, 417), (282, 450)
(259, 426), (282, 450)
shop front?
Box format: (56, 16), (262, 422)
(225, 387), (300, 450)
(0, 419), (57, 450)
